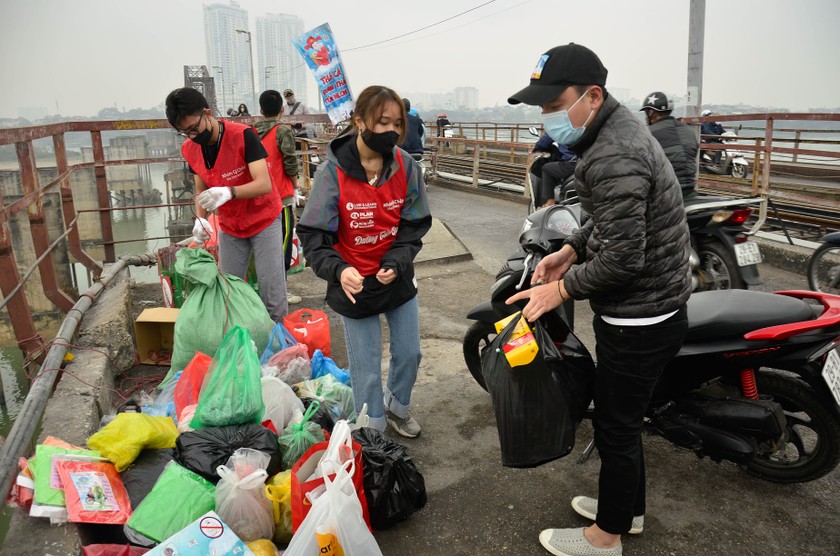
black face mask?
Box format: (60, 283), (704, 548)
(360, 129), (399, 155)
(191, 127), (213, 146)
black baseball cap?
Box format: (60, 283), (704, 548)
(508, 43), (608, 106)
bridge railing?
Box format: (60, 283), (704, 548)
(0, 114), (330, 356)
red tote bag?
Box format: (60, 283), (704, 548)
(290, 439), (371, 532)
(283, 308), (331, 358)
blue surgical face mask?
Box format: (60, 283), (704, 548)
(541, 90), (594, 146)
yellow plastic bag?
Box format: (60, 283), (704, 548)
(86, 412), (178, 471)
(265, 470), (293, 544)
(246, 539), (281, 556)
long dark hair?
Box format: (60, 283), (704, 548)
(342, 86), (407, 143)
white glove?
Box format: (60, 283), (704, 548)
(197, 186), (233, 211)
(192, 217), (213, 244)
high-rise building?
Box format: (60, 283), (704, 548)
(204, 2), (253, 113)
(454, 87), (479, 110)
(256, 13), (307, 107)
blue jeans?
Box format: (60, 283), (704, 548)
(341, 296), (422, 432)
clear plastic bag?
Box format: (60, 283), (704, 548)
(261, 376), (305, 434)
(285, 460), (382, 556)
(215, 449), (275, 543)
(295, 374), (356, 425)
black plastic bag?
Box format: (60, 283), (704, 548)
(120, 448), (175, 509)
(175, 423), (281, 483)
(352, 427), (427, 530)
(480, 314), (594, 468)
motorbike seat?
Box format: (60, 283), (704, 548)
(685, 290), (817, 342)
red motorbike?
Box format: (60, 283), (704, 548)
(464, 207), (840, 482)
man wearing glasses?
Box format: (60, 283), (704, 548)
(165, 87), (289, 323)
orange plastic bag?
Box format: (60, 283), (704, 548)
(56, 459), (132, 524)
(284, 309), (331, 358)
(174, 351), (212, 418)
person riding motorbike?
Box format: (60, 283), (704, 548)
(531, 133), (577, 207)
(700, 109), (725, 164)
(641, 91), (698, 199)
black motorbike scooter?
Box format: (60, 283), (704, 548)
(464, 206), (840, 483)
(808, 231), (840, 295)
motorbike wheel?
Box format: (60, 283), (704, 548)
(463, 321), (494, 392)
(744, 373), (840, 483)
(697, 241), (747, 290)
(731, 163), (748, 179)
(807, 242), (840, 295)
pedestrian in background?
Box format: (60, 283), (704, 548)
(297, 85), (431, 437)
(237, 103), (250, 117)
(255, 89), (303, 305)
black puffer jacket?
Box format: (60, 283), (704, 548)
(564, 95), (691, 318)
(648, 116), (698, 197)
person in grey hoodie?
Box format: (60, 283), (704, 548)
(297, 85), (431, 437)
(507, 44), (691, 556)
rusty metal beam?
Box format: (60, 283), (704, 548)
(0, 178), (42, 356)
(53, 133), (103, 277)
(90, 131), (116, 262)
(15, 141), (75, 312)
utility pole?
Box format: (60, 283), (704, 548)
(236, 29), (257, 111)
(212, 65), (226, 115)
(686, 0), (705, 119)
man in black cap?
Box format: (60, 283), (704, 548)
(506, 43), (692, 556)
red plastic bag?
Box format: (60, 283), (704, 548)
(284, 309), (331, 358)
(290, 439), (370, 532)
(174, 351), (212, 418)
(82, 545), (150, 556)
(6, 457), (34, 511)
(56, 459), (132, 524)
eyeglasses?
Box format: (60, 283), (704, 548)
(177, 113), (206, 138)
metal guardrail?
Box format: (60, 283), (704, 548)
(0, 115), (331, 357)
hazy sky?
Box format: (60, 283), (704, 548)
(1, 0), (838, 119)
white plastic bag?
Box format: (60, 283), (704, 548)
(311, 420), (354, 481)
(215, 449), (275, 543)
(284, 459), (382, 556)
(261, 376), (305, 433)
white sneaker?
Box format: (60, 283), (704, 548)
(571, 496), (644, 535)
(287, 292), (302, 304)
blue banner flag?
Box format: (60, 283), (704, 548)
(293, 23), (354, 124)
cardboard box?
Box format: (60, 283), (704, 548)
(134, 308), (179, 366)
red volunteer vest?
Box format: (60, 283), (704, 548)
(260, 124), (295, 201)
(335, 155), (407, 276)
(182, 121), (282, 238)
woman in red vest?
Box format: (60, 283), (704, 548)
(165, 87), (288, 323)
(298, 86), (431, 437)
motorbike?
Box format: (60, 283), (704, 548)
(463, 205), (840, 483)
(685, 196), (764, 290)
(807, 231), (840, 295)
(700, 131), (750, 179)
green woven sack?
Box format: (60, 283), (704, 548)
(163, 248), (275, 387)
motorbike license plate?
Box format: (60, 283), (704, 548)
(734, 241), (762, 266)
(823, 348), (840, 406)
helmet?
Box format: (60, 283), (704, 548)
(701, 109), (713, 117)
(640, 92), (673, 112)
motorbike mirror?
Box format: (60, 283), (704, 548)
(528, 126), (540, 137)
